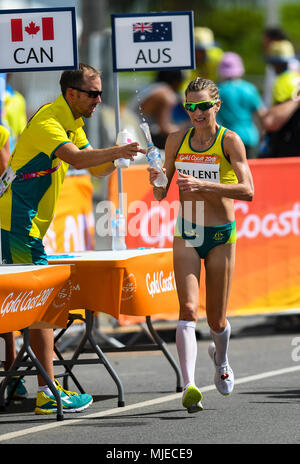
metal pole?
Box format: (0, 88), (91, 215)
(266, 0), (279, 26)
(113, 71), (124, 216)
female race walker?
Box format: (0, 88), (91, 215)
(148, 77), (254, 413)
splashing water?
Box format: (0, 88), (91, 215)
(132, 68), (147, 123)
(140, 122), (153, 146)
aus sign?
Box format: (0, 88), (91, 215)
(0, 7), (77, 72)
(111, 11), (195, 72)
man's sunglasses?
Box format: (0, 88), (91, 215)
(71, 86), (103, 99)
(184, 100), (218, 112)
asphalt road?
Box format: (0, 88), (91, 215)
(0, 315), (300, 450)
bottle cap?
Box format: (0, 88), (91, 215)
(114, 158), (130, 168)
(117, 129), (133, 145)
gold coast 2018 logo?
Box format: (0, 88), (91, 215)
(121, 273), (137, 301)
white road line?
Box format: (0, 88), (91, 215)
(1, 364), (300, 442)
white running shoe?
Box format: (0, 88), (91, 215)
(182, 385), (203, 413)
(208, 342), (234, 396)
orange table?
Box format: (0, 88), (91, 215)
(47, 249), (183, 401)
(0, 264), (72, 333)
(47, 248), (179, 319)
(0, 264), (72, 421)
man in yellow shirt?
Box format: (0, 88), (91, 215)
(2, 76), (27, 151)
(182, 27), (224, 90)
(260, 40), (300, 157)
(0, 63), (144, 415)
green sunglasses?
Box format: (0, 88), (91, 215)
(184, 100), (218, 112)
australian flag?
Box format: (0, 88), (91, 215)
(133, 21), (172, 43)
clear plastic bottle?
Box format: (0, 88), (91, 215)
(146, 145), (168, 187)
(114, 129), (133, 169)
(111, 208), (127, 250)
(140, 122), (168, 188)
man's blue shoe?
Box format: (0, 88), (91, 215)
(7, 377), (28, 400)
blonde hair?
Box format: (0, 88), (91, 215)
(185, 77), (219, 100)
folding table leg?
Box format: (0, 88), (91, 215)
(85, 310), (125, 407)
(22, 328), (64, 421)
(62, 326), (88, 391)
(0, 329), (64, 421)
(59, 310), (125, 407)
(0, 343), (26, 409)
(145, 316), (183, 392)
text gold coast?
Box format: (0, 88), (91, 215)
(146, 270), (176, 298)
(1, 288), (54, 317)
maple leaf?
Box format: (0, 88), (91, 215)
(25, 21), (40, 37)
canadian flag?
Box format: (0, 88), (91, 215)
(11, 17), (54, 42)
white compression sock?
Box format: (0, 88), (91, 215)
(176, 320), (197, 388)
(38, 382), (56, 396)
(210, 319), (231, 366)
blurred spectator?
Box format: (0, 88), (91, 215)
(0, 124), (10, 174)
(262, 27), (288, 52)
(262, 27), (289, 107)
(181, 27), (223, 94)
(260, 40), (300, 157)
(217, 52), (267, 158)
(2, 75), (27, 151)
(177, 27), (225, 132)
(128, 69), (186, 149)
(190, 27), (224, 83)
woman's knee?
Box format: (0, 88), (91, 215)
(179, 302), (198, 322)
(207, 316), (227, 333)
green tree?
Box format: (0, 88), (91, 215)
(198, 7), (265, 76)
(281, 2), (300, 54)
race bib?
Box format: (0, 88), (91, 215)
(0, 166), (16, 197)
(175, 153), (221, 183)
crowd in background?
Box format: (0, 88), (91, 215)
(2, 24), (300, 166)
(128, 25), (300, 160)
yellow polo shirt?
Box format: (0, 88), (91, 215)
(0, 95), (90, 239)
(272, 70), (300, 104)
(0, 125), (10, 150)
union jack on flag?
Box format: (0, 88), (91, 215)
(133, 21), (172, 43)
(133, 22), (153, 34)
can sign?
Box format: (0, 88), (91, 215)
(0, 7), (77, 72)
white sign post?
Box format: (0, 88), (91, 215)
(111, 11), (194, 227)
(0, 7), (77, 72)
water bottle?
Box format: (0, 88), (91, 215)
(146, 145), (168, 187)
(140, 122), (168, 188)
(114, 129), (133, 169)
(111, 209), (127, 250)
